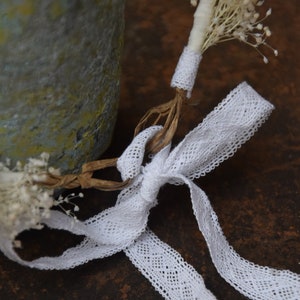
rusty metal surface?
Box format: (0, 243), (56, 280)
(0, 0), (299, 299)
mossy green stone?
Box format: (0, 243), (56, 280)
(0, 0), (124, 173)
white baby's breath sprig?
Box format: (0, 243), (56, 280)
(54, 192), (84, 221)
(188, 0), (277, 63)
(0, 153), (83, 244)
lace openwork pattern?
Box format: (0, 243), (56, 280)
(1, 82), (299, 299)
(171, 46), (202, 98)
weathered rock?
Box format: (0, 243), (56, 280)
(0, 0), (124, 173)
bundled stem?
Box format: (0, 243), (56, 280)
(134, 88), (187, 154)
(188, 0), (215, 53)
(188, 0), (277, 62)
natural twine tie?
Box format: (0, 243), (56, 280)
(36, 88), (187, 191)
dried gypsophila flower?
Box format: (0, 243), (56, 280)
(0, 153), (83, 244)
(189, 0), (278, 63)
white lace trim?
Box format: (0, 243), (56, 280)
(125, 230), (217, 300)
(170, 46), (202, 98)
(1, 82), (299, 299)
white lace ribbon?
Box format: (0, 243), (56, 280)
(170, 46), (202, 98)
(1, 82), (300, 299)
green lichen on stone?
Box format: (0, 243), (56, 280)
(0, 0), (124, 173)
(0, 0), (36, 44)
(49, 0), (70, 20)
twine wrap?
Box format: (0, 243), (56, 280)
(38, 158), (131, 191)
(1, 83), (300, 299)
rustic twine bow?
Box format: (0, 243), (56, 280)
(1, 82), (299, 299)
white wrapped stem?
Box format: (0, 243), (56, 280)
(170, 46), (202, 98)
(188, 0), (214, 53)
(170, 0), (213, 97)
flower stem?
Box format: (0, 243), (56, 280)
(188, 0), (215, 53)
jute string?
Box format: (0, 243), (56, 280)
(36, 88), (187, 191)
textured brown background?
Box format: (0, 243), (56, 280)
(0, 1), (299, 299)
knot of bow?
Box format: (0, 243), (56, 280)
(1, 82), (299, 300)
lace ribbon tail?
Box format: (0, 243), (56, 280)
(125, 229), (217, 300)
(184, 177), (300, 300)
(0, 211), (126, 270)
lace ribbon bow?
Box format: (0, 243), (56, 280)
(1, 82), (300, 299)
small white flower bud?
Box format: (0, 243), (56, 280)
(190, 0), (198, 7)
(266, 8), (272, 16)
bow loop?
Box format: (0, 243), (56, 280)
(117, 126), (162, 181)
(164, 82), (274, 180)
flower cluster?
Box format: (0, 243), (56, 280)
(0, 153), (82, 245)
(191, 0), (277, 62)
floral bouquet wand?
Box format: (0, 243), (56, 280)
(1, 1), (299, 300)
